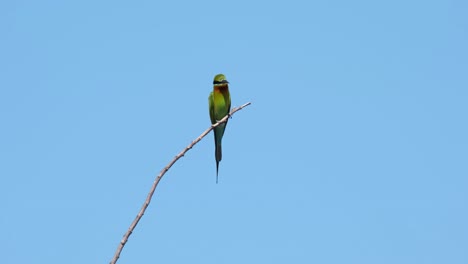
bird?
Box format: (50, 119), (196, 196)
(208, 73), (231, 183)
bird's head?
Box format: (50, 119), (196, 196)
(213, 74), (229, 86)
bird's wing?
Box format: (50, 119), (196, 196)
(208, 92), (216, 124)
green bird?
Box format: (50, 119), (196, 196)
(208, 73), (231, 183)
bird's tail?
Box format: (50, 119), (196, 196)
(215, 144), (222, 184)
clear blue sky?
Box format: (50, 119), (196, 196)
(1, 1), (467, 263)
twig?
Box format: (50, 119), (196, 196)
(110, 102), (251, 264)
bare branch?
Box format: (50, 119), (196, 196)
(110, 102), (251, 264)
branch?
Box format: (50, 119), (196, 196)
(110, 102), (251, 264)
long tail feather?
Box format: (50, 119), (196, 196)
(215, 144), (222, 184)
(216, 162), (219, 184)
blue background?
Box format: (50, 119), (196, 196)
(1, 1), (467, 263)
